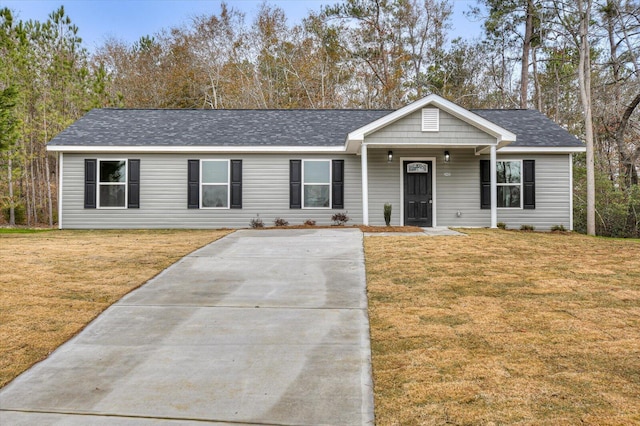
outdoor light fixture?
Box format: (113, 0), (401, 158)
(388, 150), (393, 163)
(444, 150), (451, 162)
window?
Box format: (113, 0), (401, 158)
(497, 160), (522, 208)
(303, 160), (331, 208)
(201, 160), (229, 208)
(480, 159), (534, 210)
(98, 160), (127, 208)
(85, 159), (139, 209)
(290, 159), (343, 209)
(187, 160), (241, 209)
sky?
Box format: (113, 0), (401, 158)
(2, 0), (485, 52)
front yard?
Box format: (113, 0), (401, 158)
(365, 229), (640, 425)
(1, 227), (639, 424)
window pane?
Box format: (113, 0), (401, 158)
(304, 185), (330, 208)
(202, 185), (228, 208)
(498, 186), (521, 208)
(497, 161), (521, 183)
(304, 161), (330, 183)
(202, 161), (228, 184)
(100, 161), (126, 183)
(99, 185), (125, 207)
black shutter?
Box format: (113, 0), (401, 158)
(290, 160), (302, 209)
(523, 160), (536, 209)
(128, 159), (140, 208)
(230, 160), (242, 209)
(480, 160), (491, 210)
(332, 159), (344, 209)
(187, 160), (199, 209)
(84, 159), (97, 209)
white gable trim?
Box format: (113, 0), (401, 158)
(346, 94), (517, 153)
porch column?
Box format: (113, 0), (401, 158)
(361, 144), (369, 225)
(490, 145), (497, 228)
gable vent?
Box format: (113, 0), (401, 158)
(421, 108), (439, 132)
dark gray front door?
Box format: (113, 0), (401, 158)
(404, 161), (433, 227)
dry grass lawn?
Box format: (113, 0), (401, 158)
(0, 229), (231, 388)
(365, 229), (640, 425)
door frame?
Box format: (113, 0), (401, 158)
(400, 156), (437, 226)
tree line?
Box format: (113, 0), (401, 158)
(1, 0), (639, 236)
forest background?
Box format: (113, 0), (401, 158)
(1, 0), (639, 237)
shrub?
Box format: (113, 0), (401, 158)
(383, 203), (392, 226)
(573, 159), (640, 238)
(520, 224), (535, 231)
(331, 211), (350, 226)
(551, 224), (567, 232)
(1, 203), (26, 225)
(250, 215), (264, 228)
(274, 217), (289, 227)
(304, 219), (316, 226)
(497, 221), (507, 230)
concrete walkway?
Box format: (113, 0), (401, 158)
(0, 229), (373, 425)
(364, 226), (466, 237)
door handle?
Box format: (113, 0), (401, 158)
(429, 199), (433, 204)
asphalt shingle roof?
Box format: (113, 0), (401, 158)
(47, 107), (584, 148)
(472, 109), (583, 147)
(47, 109), (393, 147)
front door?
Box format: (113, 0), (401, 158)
(404, 161), (433, 227)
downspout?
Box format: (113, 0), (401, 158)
(490, 145), (497, 228)
(361, 144), (369, 225)
(58, 152), (63, 230)
(569, 153), (574, 231)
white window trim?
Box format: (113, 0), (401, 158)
(97, 159), (128, 209)
(200, 159), (231, 209)
(497, 159), (523, 210)
(302, 159), (332, 209)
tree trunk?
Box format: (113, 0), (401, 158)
(520, 0), (534, 108)
(532, 47), (542, 111)
(615, 93), (640, 187)
(8, 153), (15, 226)
(45, 153), (53, 227)
(577, 0), (596, 236)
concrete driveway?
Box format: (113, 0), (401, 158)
(0, 229), (374, 425)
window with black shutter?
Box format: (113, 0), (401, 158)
(480, 159), (535, 209)
(291, 159), (345, 209)
(85, 159), (140, 209)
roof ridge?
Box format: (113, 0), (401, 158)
(471, 108), (532, 111)
(98, 108), (396, 112)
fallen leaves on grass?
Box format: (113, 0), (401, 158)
(365, 228), (640, 425)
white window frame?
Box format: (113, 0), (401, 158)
(97, 159), (128, 209)
(302, 159), (332, 209)
(200, 159), (230, 209)
(497, 159), (523, 209)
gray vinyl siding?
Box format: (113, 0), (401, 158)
(365, 148), (572, 230)
(493, 154), (572, 230)
(61, 153), (361, 229)
(365, 109), (496, 145)
(366, 148), (489, 227)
